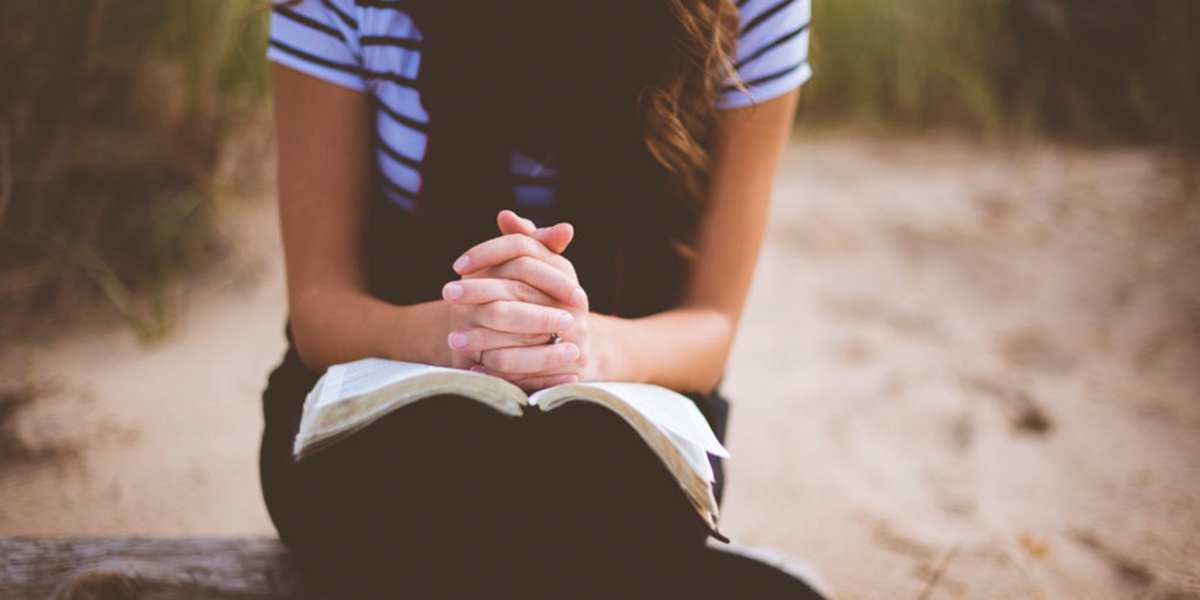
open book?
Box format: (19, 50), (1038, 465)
(295, 358), (730, 538)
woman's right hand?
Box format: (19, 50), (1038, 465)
(442, 212), (586, 376)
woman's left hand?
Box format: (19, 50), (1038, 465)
(445, 211), (596, 390)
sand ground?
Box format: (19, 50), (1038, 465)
(2, 135), (1198, 599)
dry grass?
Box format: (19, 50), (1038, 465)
(800, 0), (1200, 148)
(0, 1), (271, 342)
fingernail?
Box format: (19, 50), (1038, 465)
(558, 312), (573, 331)
(470, 366), (487, 374)
(562, 344), (580, 363)
(452, 255), (470, 273)
(571, 287), (587, 307)
(448, 332), (468, 349)
(443, 282), (463, 301)
(522, 218), (535, 230)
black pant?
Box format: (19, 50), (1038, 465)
(259, 348), (824, 599)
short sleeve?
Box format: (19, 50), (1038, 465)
(718, 0), (812, 109)
(267, 0), (367, 92)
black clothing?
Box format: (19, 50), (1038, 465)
(260, 6), (823, 591)
(258, 197), (827, 598)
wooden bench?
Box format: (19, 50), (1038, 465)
(0, 538), (307, 600)
(2, 537), (830, 599)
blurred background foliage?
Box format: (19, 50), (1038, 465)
(800, 0), (1200, 147)
(0, 0), (271, 340)
(0, 0), (1196, 340)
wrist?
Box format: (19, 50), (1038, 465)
(589, 314), (640, 383)
(382, 300), (455, 368)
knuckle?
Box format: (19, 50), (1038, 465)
(503, 234), (531, 257)
(487, 302), (511, 327)
(517, 235), (539, 255)
(544, 309), (562, 332)
(489, 280), (511, 303)
(513, 256), (537, 278)
(513, 281), (538, 303)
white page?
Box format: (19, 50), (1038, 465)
(664, 429), (715, 483)
(542, 382), (729, 458)
(314, 358), (454, 409)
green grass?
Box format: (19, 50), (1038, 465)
(799, 0), (1200, 147)
(0, 1), (271, 341)
(799, 0), (1007, 133)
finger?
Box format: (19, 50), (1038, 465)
(448, 328), (558, 353)
(512, 373), (580, 392)
(464, 257), (586, 307)
(443, 278), (557, 306)
(478, 343), (581, 376)
(454, 234), (547, 275)
(532, 223), (574, 255)
(476, 300), (573, 334)
(456, 232), (577, 278)
(455, 233), (576, 279)
(497, 211), (574, 255)
(497, 210), (536, 236)
(458, 255), (585, 307)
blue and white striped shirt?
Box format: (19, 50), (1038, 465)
(268, 0), (811, 212)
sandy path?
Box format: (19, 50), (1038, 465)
(721, 137), (1199, 599)
(0, 205), (286, 535)
(2, 136), (1198, 599)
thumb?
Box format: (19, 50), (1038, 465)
(497, 210), (536, 236)
(535, 223), (574, 254)
(496, 210), (574, 254)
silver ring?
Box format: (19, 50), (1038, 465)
(547, 332), (562, 345)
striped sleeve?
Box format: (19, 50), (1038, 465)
(267, 0), (366, 92)
(718, 0), (812, 109)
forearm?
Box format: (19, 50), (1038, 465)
(592, 92), (800, 394)
(592, 308), (736, 394)
(289, 287), (452, 373)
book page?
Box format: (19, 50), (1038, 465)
(314, 358), (457, 409)
(543, 382), (729, 458)
(296, 360), (529, 460)
(663, 428), (715, 483)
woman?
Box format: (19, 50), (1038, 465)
(259, 0), (820, 597)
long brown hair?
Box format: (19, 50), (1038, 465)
(642, 0), (743, 204)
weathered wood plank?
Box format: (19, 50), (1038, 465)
(0, 537), (310, 600)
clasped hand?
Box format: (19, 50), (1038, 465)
(442, 210), (592, 390)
